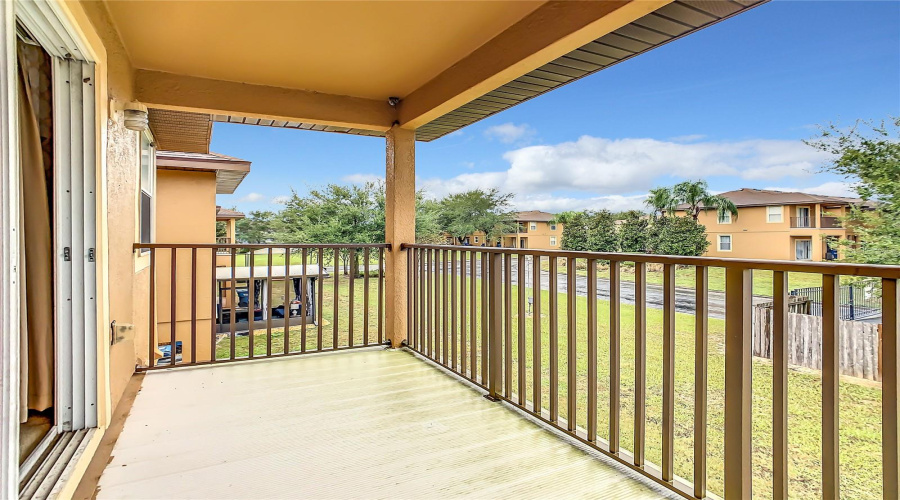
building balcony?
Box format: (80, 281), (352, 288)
(820, 216), (843, 229)
(96, 242), (900, 500)
(790, 216), (816, 228)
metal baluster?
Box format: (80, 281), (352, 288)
(587, 258), (597, 442)
(549, 256), (559, 423)
(609, 260), (620, 453)
(634, 261), (646, 465)
(695, 265), (709, 498)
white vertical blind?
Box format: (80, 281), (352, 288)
(53, 58), (97, 431)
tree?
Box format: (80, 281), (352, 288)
(586, 210), (618, 253)
(557, 211), (591, 251)
(275, 183), (383, 274)
(806, 118), (900, 265)
(646, 216), (709, 256)
(413, 196), (445, 244)
(556, 210), (617, 253)
(645, 187), (676, 219)
(235, 210), (276, 243)
(672, 180), (739, 222)
(617, 211), (649, 253)
(438, 189), (516, 244)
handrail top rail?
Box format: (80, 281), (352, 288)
(402, 243), (900, 279)
(134, 243), (392, 250)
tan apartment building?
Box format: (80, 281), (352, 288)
(445, 210), (563, 250)
(153, 151), (251, 363)
(678, 188), (867, 262)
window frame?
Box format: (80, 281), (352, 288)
(795, 239), (812, 261)
(550, 223), (557, 231)
(136, 130), (155, 256)
(529, 222), (537, 231)
(550, 236), (557, 246)
(766, 205), (783, 223)
(717, 234), (733, 252)
(717, 211), (732, 224)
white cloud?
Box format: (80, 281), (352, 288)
(484, 123), (536, 144)
(417, 135), (831, 198)
(764, 181), (857, 198)
(669, 134), (706, 143)
(236, 192), (269, 203)
(509, 193), (648, 213)
(461, 161), (475, 169)
(342, 173), (384, 185)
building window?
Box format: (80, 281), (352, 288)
(718, 211), (731, 224)
(795, 239), (812, 261)
(139, 132), (155, 250)
(767, 205), (783, 223)
(550, 223), (557, 231)
(718, 235), (732, 251)
(530, 222), (537, 231)
(550, 236), (557, 246)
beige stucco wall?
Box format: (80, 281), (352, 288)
(73, 0), (146, 418)
(154, 170), (217, 363)
(694, 205), (852, 261)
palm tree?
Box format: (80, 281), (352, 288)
(645, 187), (677, 219)
(672, 180), (738, 221)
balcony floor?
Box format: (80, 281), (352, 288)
(97, 349), (672, 499)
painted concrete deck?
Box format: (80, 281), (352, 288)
(97, 348), (672, 499)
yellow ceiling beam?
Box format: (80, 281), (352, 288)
(397, 0), (672, 129)
(134, 70), (396, 132)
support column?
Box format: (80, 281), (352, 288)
(384, 125), (415, 347)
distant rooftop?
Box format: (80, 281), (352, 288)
(514, 210), (555, 222)
(677, 188), (869, 209)
(216, 206), (245, 220)
(156, 151), (251, 194)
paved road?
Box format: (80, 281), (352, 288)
(426, 258), (770, 320)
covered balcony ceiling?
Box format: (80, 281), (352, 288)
(102, 0), (766, 152)
(105, 1), (544, 101)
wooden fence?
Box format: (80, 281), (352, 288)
(752, 306), (882, 381)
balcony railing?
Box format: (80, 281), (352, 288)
(403, 244), (900, 499)
(790, 216), (816, 228)
(821, 216), (843, 229)
(132, 241), (900, 499)
(134, 243), (388, 370)
(216, 236), (232, 254)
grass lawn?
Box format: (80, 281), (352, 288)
(542, 259), (826, 297)
(219, 273), (882, 499)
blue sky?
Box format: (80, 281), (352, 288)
(213, 0), (900, 214)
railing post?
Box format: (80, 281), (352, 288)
(488, 251), (502, 400)
(823, 274), (840, 499)
(724, 267), (752, 498)
(884, 278), (899, 500)
(384, 125), (415, 347)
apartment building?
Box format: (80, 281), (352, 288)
(677, 188), (868, 262)
(446, 210), (563, 250)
